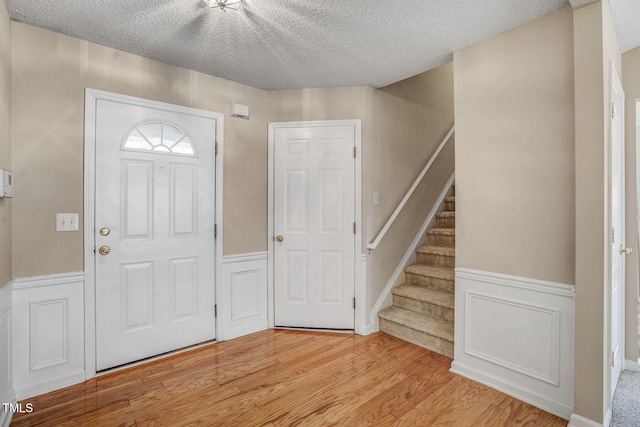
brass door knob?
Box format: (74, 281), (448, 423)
(276, 235), (284, 243)
(99, 227), (110, 236)
(99, 246), (110, 256)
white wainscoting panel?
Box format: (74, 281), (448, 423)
(12, 273), (85, 400)
(451, 268), (575, 420)
(0, 283), (15, 427)
(221, 253), (268, 341)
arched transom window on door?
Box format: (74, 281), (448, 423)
(122, 121), (198, 156)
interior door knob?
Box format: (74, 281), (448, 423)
(100, 227), (110, 236)
(276, 235), (284, 243)
(99, 245), (111, 256)
(620, 245), (633, 255)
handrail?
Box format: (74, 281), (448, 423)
(367, 125), (455, 251)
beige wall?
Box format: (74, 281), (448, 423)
(366, 69), (454, 314)
(0, 0), (10, 287)
(623, 45), (640, 362)
(11, 22), (269, 277)
(268, 65), (455, 316)
(454, 6), (575, 285)
(573, 1), (621, 423)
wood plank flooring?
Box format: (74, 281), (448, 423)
(11, 330), (568, 426)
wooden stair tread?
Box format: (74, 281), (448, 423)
(392, 285), (454, 310)
(436, 211), (455, 218)
(405, 264), (454, 281)
(426, 228), (455, 236)
(416, 245), (455, 257)
(378, 307), (453, 342)
(444, 196), (456, 202)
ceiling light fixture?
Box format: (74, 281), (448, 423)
(207, 0), (242, 12)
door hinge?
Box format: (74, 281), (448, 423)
(612, 227), (615, 244)
(611, 102), (616, 119)
(611, 350), (615, 367)
(353, 147), (356, 158)
(353, 222), (356, 234)
(353, 297), (356, 309)
(215, 142), (219, 156)
(214, 305), (218, 317)
(214, 224), (217, 238)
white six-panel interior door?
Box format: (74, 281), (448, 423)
(272, 123), (357, 330)
(610, 64), (626, 398)
(87, 91), (221, 371)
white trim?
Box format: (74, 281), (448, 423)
(356, 254), (368, 334)
(369, 174), (455, 331)
(12, 274), (85, 400)
(624, 358), (640, 372)
(84, 89), (224, 379)
(14, 371), (86, 401)
(608, 61), (626, 405)
(267, 120), (363, 333)
(223, 252), (268, 264)
(451, 361), (572, 420)
(367, 125), (454, 251)
(12, 272), (84, 291)
(463, 290), (560, 385)
(455, 268), (575, 299)
(568, 413), (604, 427)
(453, 268), (575, 420)
(0, 282), (15, 427)
(221, 252), (268, 341)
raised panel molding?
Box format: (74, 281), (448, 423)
(12, 273), (85, 400)
(29, 298), (70, 371)
(0, 283), (16, 427)
(465, 291), (560, 385)
(221, 252), (268, 341)
(452, 268), (575, 420)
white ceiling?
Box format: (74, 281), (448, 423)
(3, 0), (639, 90)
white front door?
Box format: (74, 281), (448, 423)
(610, 65), (626, 396)
(93, 96), (217, 371)
(273, 125), (355, 329)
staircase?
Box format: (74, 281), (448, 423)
(378, 188), (455, 358)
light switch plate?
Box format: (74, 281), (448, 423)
(373, 192), (380, 206)
(56, 213), (79, 232)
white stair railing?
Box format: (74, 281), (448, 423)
(367, 125), (455, 251)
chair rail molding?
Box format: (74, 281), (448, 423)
(451, 268), (575, 420)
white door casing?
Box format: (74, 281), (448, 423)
(84, 90), (224, 375)
(268, 121), (362, 331)
(610, 64), (626, 398)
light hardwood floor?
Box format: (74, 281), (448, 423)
(11, 330), (567, 426)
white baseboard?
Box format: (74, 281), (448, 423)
(15, 371), (85, 401)
(625, 358), (640, 372)
(451, 360), (572, 420)
(221, 252), (268, 342)
(454, 269), (575, 420)
(568, 413), (604, 427)
(368, 173), (455, 328)
(12, 272), (85, 400)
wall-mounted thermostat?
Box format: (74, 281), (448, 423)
(0, 169), (13, 198)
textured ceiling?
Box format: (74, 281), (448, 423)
(4, 0), (637, 90)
